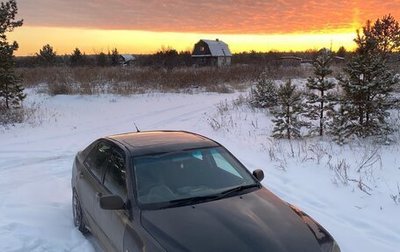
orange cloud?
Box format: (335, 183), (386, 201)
(10, 0), (400, 55)
(17, 0), (400, 34)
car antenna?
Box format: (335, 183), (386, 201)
(133, 122), (141, 132)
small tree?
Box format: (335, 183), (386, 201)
(272, 80), (305, 139)
(336, 46), (347, 58)
(250, 71), (277, 108)
(110, 48), (119, 66)
(96, 52), (108, 67)
(304, 48), (336, 136)
(155, 46), (179, 69)
(70, 47), (84, 67)
(37, 44), (56, 66)
(0, 0), (24, 110)
(328, 97), (353, 145)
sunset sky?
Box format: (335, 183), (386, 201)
(9, 0), (400, 56)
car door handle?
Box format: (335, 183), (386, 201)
(79, 171), (84, 178)
(96, 192), (102, 200)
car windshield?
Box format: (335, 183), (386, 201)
(133, 147), (258, 209)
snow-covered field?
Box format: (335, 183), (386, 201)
(0, 89), (399, 252)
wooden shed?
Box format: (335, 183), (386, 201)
(192, 39), (232, 67)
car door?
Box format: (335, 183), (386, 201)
(94, 143), (131, 252)
(76, 140), (111, 236)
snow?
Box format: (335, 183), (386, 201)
(0, 89), (399, 251)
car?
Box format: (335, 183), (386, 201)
(71, 130), (341, 252)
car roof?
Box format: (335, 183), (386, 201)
(106, 130), (220, 156)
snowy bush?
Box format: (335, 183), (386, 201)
(0, 101), (58, 129)
(0, 106), (24, 125)
(390, 184), (400, 204)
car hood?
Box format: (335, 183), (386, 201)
(141, 188), (323, 252)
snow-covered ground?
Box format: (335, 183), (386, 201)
(0, 89), (399, 252)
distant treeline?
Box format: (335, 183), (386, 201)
(14, 44), (399, 69)
(15, 46), (194, 68)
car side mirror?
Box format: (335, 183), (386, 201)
(253, 169), (264, 182)
(100, 195), (125, 210)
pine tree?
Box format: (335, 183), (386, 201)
(250, 71), (277, 108)
(370, 14), (400, 57)
(304, 48), (336, 136)
(70, 47), (84, 67)
(338, 16), (399, 137)
(272, 80), (305, 139)
(327, 97), (353, 145)
(37, 44), (56, 66)
(0, 0), (24, 110)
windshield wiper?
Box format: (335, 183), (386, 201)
(216, 183), (261, 199)
(161, 184), (261, 209)
(163, 194), (220, 208)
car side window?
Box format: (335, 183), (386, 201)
(84, 141), (111, 181)
(103, 148), (127, 199)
